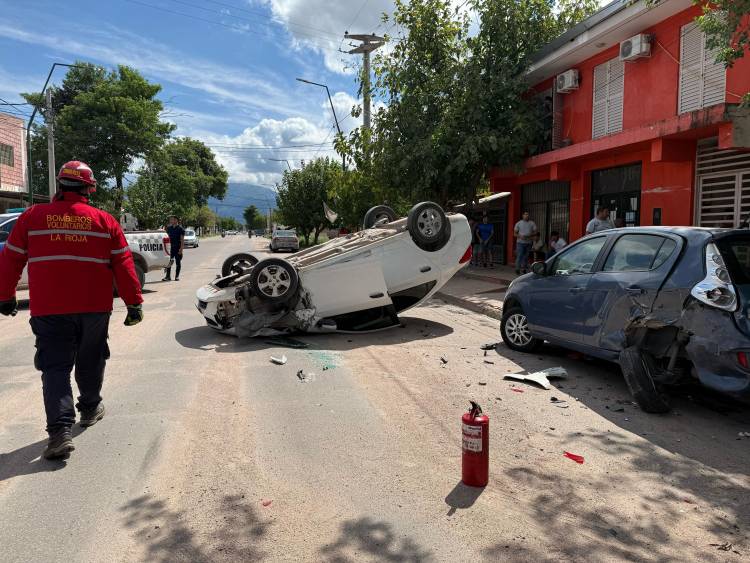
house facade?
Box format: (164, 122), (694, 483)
(490, 0), (750, 263)
(0, 111), (28, 212)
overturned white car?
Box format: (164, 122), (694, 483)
(195, 202), (472, 336)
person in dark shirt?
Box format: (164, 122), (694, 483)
(475, 216), (494, 268)
(163, 215), (185, 281)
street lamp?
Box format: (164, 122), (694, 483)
(268, 158), (292, 172)
(296, 77), (346, 170)
(26, 62), (79, 205)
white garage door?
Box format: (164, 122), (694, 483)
(696, 139), (750, 228)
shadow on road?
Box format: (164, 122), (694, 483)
(174, 316), (454, 354)
(0, 425), (88, 481)
(319, 516), (432, 562)
(445, 481), (484, 516)
(120, 494), (270, 563)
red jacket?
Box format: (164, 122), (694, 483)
(0, 192), (143, 316)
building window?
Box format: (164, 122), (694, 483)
(592, 57), (624, 139)
(0, 143), (13, 167)
(591, 163), (642, 227)
(678, 21), (726, 114)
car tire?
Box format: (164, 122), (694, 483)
(221, 253), (259, 277)
(250, 258), (299, 304)
(619, 346), (671, 414)
(407, 201), (450, 252)
(363, 205), (397, 229)
(500, 305), (541, 353)
(135, 264), (146, 290)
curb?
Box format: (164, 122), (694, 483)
(435, 291), (503, 321)
(458, 270), (516, 286)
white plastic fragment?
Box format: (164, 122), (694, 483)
(503, 367), (568, 390)
(270, 355), (288, 365)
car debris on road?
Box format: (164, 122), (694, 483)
(503, 367), (568, 390)
(270, 355), (287, 365)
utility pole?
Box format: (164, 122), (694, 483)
(45, 88), (56, 200)
(345, 33), (385, 130)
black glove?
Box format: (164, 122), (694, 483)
(0, 297), (18, 317)
(124, 304), (143, 326)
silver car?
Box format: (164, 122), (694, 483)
(184, 229), (199, 248)
(270, 229), (299, 252)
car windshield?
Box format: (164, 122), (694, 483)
(719, 236), (750, 285)
(275, 230), (296, 237)
(185, 230), (195, 236)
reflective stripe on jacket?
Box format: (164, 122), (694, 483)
(0, 192), (143, 316)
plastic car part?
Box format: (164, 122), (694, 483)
(221, 253), (259, 277)
(500, 305), (541, 352)
(690, 242), (738, 311)
(618, 346), (671, 413)
(407, 202), (450, 252)
(363, 205), (397, 229)
(250, 258), (299, 304)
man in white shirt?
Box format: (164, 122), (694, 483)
(549, 230), (567, 257)
(586, 206), (614, 235)
(513, 211), (538, 274)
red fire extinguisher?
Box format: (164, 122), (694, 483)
(462, 401), (489, 487)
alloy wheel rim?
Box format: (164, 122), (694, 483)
(506, 313), (532, 346)
(417, 208), (442, 238)
(256, 265), (290, 297)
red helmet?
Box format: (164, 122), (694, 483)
(57, 161), (97, 192)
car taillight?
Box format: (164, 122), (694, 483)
(738, 352), (749, 369)
(690, 242), (737, 311)
(163, 236), (170, 255)
(459, 245), (472, 264)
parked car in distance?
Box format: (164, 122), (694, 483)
(500, 227), (750, 413)
(197, 202), (472, 336)
(270, 229), (300, 252)
(225, 230), (238, 236)
(184, 229), (199, 248)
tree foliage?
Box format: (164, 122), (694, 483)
(124, 175), (171, 230)
(243, 205), (266, 230)
(275, 158), (339, 245)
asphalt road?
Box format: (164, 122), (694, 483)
(1, 235), (749, 562)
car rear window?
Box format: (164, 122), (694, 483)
(719, 237), (750, 284)
(602, 234), (676, 272)
(275, 231), (296, 237)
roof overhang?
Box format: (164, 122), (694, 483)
(527, 0), (693, 85)
(454, 191), (511, 209)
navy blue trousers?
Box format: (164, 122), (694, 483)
(30, 313), (110, 432)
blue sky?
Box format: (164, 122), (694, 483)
(0, 0), (395, 189)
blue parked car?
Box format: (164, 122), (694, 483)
(500, 227), (750, 413)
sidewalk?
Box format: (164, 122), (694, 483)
(435, 263), (517, 321)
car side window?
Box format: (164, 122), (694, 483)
(0, 218), (17, 234)
(553, 237), (607, 276)
(603, 234), (677, 272)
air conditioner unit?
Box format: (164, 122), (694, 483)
(555, 69), (579, 93)
(619, 33), (651, 61)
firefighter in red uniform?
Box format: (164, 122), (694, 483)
(0, 161), (144, 459)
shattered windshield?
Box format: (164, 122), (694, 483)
(719, 237), (750, 285)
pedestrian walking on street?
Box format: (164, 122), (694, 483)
(586, 206), (615, 234)
(513, 211), (537, 274)
(548, 230), (567, 257)
(0, 161), (144, 460)
(475, 216), (494, 268)
(163, 215), (185, 281)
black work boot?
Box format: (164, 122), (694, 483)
(43, 427), (74, 460)
(79, 403), (106, 427)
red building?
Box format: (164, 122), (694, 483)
(490, 0), (750, 264)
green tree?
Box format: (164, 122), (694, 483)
(124, 175), (171, 229)
(243, 205), (259, 229)
(138, 138), (229, 218)
(52, 64), (173, 212)
(184, 205), (217, 233)
(275, 158), (339, 245)
(217, 216), (239, 231)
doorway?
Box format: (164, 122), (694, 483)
(591, 163), (642, 227)
(521, 181), (570, 245)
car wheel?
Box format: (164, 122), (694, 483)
(221, 253), (259, 277)
(407, 201), (449, 252)
(500, 306), (541, 352)
(135, 264), (146, 290)
(250, 258), (299, 304)
(619, 346), (671, 413)
(363, 205), (397, 229)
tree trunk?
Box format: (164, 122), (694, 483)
(313, 224), (324, 244)
(113, 174), (124, 217)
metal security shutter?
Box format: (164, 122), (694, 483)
(592, 58), (624, 139)
(679, 22), (726, 114)
(696, 140), (750, 227)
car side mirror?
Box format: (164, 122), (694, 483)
(0, 232), (8, 243)
(531, 261), (547, 276)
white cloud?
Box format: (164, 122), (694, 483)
(257, 0), (393, 73)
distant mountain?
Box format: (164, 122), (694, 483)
(208, 183), (277, 223)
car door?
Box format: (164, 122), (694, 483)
(526, 235), (609, 344)
(585, 233), (683, 351)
